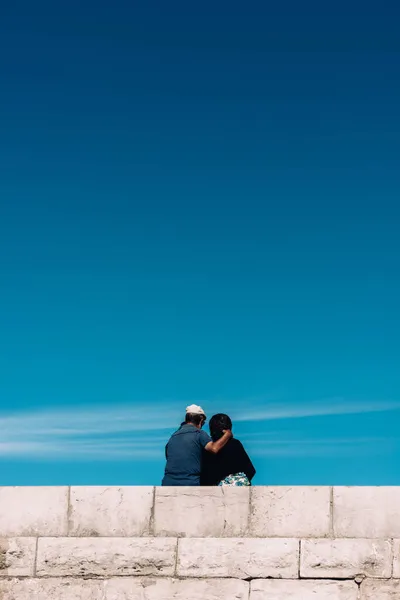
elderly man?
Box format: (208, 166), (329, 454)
(162, 404), (232, 486)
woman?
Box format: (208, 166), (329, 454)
(200, 413), (256, 486)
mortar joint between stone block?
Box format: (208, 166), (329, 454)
(356, 576), (362, 600)
(149, 486), (156, 536)
(33, 537), (39, 577)
(390, 537), (394, 578)
(298, 539), (301, 578)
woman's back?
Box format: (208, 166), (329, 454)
(200, 436), (255, 486)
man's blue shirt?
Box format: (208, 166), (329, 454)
(162, 423), (212, 486)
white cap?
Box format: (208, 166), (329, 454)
(186, 404), (206, 418)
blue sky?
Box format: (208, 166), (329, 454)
(1, 0), (400, 485)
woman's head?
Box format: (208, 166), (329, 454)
(209, 413), (232, 441)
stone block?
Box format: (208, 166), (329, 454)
(178, 537), (299, 579)
(0, 578), (104, 600)
(361, 579), (400, 600)
(301, 538), (392, 578)
(69, 486), (153, 536)
(36, 537), (176, 577)
(0, 537), (36, 576)
(333, 487), (400, 537)
(251, 486), (331, 537)
(154, 487), (249, 537)
(0, 487), (68, 536)
(105, 577), (249, 599)
(0, 578), (249, 600)
(250, 579), (358, 600)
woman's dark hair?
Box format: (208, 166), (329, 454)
(209, 413), (232, 441)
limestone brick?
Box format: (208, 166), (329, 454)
(333, 487), (400, 537)
(0, 578), (249, 600)
(69, 486), (153, 536)
(250, 579), (358, 600)
(301, 538), (392, 578)
(178, 537), (299, 578)
(154, 487), (249, 537)
(36, 537), (176, 577)
(0, 486), (68, 536)
(0, 537), (36, 576)
(251, 486), (331, 537)
(105, 577), (249, 599)
(361, 579), (400, 600)
(0, 578), (103, 600)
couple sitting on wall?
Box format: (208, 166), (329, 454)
(162, 404), (256, 487)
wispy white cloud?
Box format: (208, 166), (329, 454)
(232, 399), (400, 422)
(0, 406), (179, 438)
(0, 398), (398, 460)
(241, 435), (397, 457)
(0, 405), (177, 460)
(0, 439), (165, 460)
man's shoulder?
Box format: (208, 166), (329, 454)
(198, 428), (211, 439)
(198, 429), (212, 446)
(171, 423), (191, 435)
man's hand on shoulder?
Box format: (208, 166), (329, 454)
(205, 429), (233, 454)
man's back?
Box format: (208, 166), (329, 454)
(162, 423), (212, 486)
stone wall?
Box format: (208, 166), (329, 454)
(0, 486), (399, 599)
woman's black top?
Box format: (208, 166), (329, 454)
(200, 438), (256, 486)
